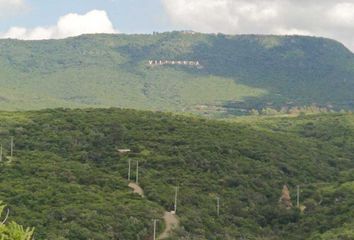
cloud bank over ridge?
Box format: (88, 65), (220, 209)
(162, 0), (354, 51)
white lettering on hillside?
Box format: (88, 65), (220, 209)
(148, 60), (202, 67)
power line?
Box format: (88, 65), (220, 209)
(136, 160), (139, 185)
(216, 196), (220, 217)
(128, 159), (131, 181)
(153, 219), (158, 240)
(10, 136), (14, 158)
(174, 186), (179, 214)
(297, 185), (300, 208)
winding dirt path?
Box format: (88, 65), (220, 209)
(158, 211), (179, 239)
(128, 182), (144, 197)
(127, 182), (179, 239)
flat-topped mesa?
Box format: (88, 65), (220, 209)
(148, 60), (201, 67)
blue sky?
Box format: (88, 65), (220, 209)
(0, 0), (173, 33)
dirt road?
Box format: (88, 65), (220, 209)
(128, 182), (179, 239)
(158, 211), (179, 239)
(128, 182), (144, 197)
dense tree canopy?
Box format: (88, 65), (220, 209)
(0, 109), (352, 239)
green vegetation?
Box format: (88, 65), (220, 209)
(0, 109), (352, 239)
(0, 202), (34, 240)
(0, 32), (353, 116)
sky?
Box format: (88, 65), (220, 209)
(0, 0), (354, 51)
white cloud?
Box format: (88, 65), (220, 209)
(162, 0), (354, 51)
(162, 0), (279, 34)
(328, 2), (354, 26)
(56, 11), (117, 37)
(0, 0), (27, 18)
(274, 28), (312, 36)
(1, 10), (117, 40)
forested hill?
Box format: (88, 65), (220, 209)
(0, 32), (353, 116)
(0, 109), (353, 239)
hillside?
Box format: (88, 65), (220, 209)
(0, 32), (353, 116)
(0, 109), (353, 239)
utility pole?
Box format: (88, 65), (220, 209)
(10, 137), (13, 158)
(216, 196), (220, 217)
(153, 219), (157, 240)
(128, 159), (131, 181)
(0, 145), (2, 162)
(136, 161), (139, 185)
(296, 185), (300, 208)
(174, 186), (179, 214)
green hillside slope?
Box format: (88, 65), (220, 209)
(0, 109), (352, 239)
(0, 32), (353, 116)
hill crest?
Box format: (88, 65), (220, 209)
(0, 32), (353, 116)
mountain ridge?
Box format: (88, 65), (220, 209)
(0, 32), (353, 116)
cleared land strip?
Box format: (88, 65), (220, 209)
(159, 211), (179, 239)
(128, 182), (179, 239)
(128, 182), (144, 197)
